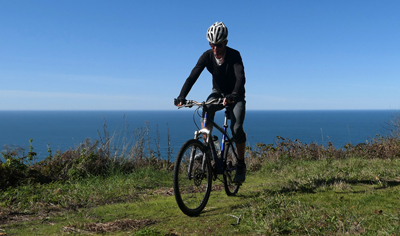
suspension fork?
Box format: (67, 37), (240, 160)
(187, 147), (196, 180)
(187, 143), (208, 180)
(187, 112), (211, 179)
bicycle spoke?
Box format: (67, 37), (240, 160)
(223, 142), (240, 196)
(173, 139), (212, 216)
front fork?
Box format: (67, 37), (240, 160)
(187, 112), (229, 179)
(187, 124), (211, 180)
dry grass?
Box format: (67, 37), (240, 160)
(62, 219), (157, 234)
(0, 121), (174, 190)
(246, 135), (400, 171)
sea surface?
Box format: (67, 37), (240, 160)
(0, 110), (398, 162)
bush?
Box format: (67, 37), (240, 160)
(0, 147), (44, 189)
(0, 121), (173, 190)
(247, 135), (400, 164)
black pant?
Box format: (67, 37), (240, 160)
(203, 90), (246, 143)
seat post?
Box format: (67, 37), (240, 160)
(223, 107), (230, 128)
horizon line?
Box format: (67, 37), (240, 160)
(0, 108), (398, 112)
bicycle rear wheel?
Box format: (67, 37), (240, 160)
(223, 142), (240, 196)
(173, 139), (212, 216)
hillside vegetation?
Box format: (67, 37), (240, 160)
(1, 126), (400, 235)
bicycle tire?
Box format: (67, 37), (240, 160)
(223, 142), (240, 196)
(173, 139), (212, 216)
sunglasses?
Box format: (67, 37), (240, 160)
(210, 43), (224, 48)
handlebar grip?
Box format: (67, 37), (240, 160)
(174, 98), (187, 106)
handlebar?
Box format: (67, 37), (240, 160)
(175, 98), (224, 109)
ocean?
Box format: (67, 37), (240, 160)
(0, 110), (397, 162)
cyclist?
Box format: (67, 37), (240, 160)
(175, 22), (247, 183)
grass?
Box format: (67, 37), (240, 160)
(0, 167), (172, 213)
(1, 156), (400, 235)
(240, 158), (400, 235)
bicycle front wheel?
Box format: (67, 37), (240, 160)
(173, 139), (212, 216)
(223, 142), (240, 196)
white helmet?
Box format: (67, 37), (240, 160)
(206, 22), (228, 44)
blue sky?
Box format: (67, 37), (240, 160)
(1, 0), (399, 110)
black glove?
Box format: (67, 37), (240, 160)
(174, 97), (187, 106)
(224, 93), (238, 103)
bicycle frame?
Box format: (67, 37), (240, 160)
(193, 106), (239, 175)
(173, 99), (242, 216)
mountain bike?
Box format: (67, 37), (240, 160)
(173, 98), (241, 216)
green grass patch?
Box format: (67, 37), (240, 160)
(2, 157), (400, 235)
(0, 167), (173, 213)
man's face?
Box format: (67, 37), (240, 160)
(210, 40), (227, 57)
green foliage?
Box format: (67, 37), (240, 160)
(0, 120), (174, 190)
(27, 139), (35, 164)
(1, 156), (400, 235)
(0, 166), (172, 213)
(2, 131), (400, 191)
(237, 157), (400, 235)
(247, 135), (400, 167)
(1, 145), (29, 189)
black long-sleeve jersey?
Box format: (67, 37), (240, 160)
(178, 46), (246, 99)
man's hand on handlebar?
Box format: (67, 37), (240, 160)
(223, 93), (237, 106)
(174, 98), (186, 107)
(223, 97), (234, 106)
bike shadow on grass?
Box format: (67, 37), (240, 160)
(216, 177), (400, 198)
(196, 178), (400, 216)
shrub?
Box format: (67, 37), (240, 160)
(247, 135), (400, 164)
(0, 121), (173, 190)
